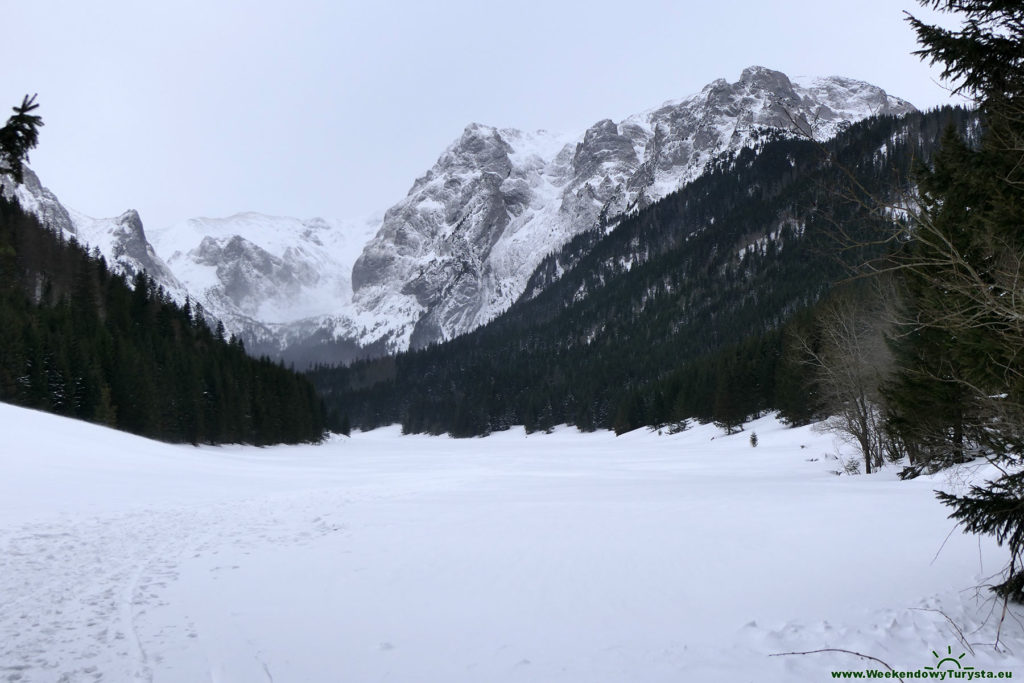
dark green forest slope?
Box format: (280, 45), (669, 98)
(310, 107), (975, 436)
(0, 195), (326, 444)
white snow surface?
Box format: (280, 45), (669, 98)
(2, 404), (1021, 682)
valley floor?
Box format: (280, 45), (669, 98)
(0, 404), (1021, 682)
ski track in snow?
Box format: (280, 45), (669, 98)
(0, 492), (352, 683)
(0, 405), (1022, 682)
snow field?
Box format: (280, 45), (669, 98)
(0, 404), (1020, 681)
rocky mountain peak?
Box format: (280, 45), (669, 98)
(738, 65), (796, 93)
(346, 66), (917, 353)
(449, 124), (513, 174)
(115, 208), (144, 234)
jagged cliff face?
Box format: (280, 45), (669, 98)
(349, 66), (915, 351)
(7, 66), (914, 363)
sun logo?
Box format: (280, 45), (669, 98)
(924, 645), (974, 671)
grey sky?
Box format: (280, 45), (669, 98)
(4, 0), (960, 231)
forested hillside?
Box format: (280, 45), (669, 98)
(310, 107), (974, 436)
(0, 194), (326, 444)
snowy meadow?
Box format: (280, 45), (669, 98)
(1, 403), (1021, 681)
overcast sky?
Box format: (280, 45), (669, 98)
(4, 1), (962, 231)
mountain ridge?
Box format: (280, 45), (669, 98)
(311, 106), (973, 436)
(8, 66), (914, 364)
(348, 66), (914, 354)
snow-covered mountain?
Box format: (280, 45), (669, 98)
(349, 66), (914, 351)
(5, 165), (378, 354)
(145, 212), (379, 352)
(8, 66), (914, 363)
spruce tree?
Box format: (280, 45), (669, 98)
(0, 95), (43, 184)
(904, 0), (1024, 601)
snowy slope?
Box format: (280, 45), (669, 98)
(2, 403), (1020, 682)
(1, 168), (76, 239)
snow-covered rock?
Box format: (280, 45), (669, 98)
(348, 66), (915, 350)
(68, 208), (186, 295)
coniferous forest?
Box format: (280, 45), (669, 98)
(0, 194), (326, 444)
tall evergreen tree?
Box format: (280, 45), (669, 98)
(902, 0), (1024, 601)
(0, 95), (43, 184)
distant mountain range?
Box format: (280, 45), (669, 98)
(6, 66), (914, 365)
